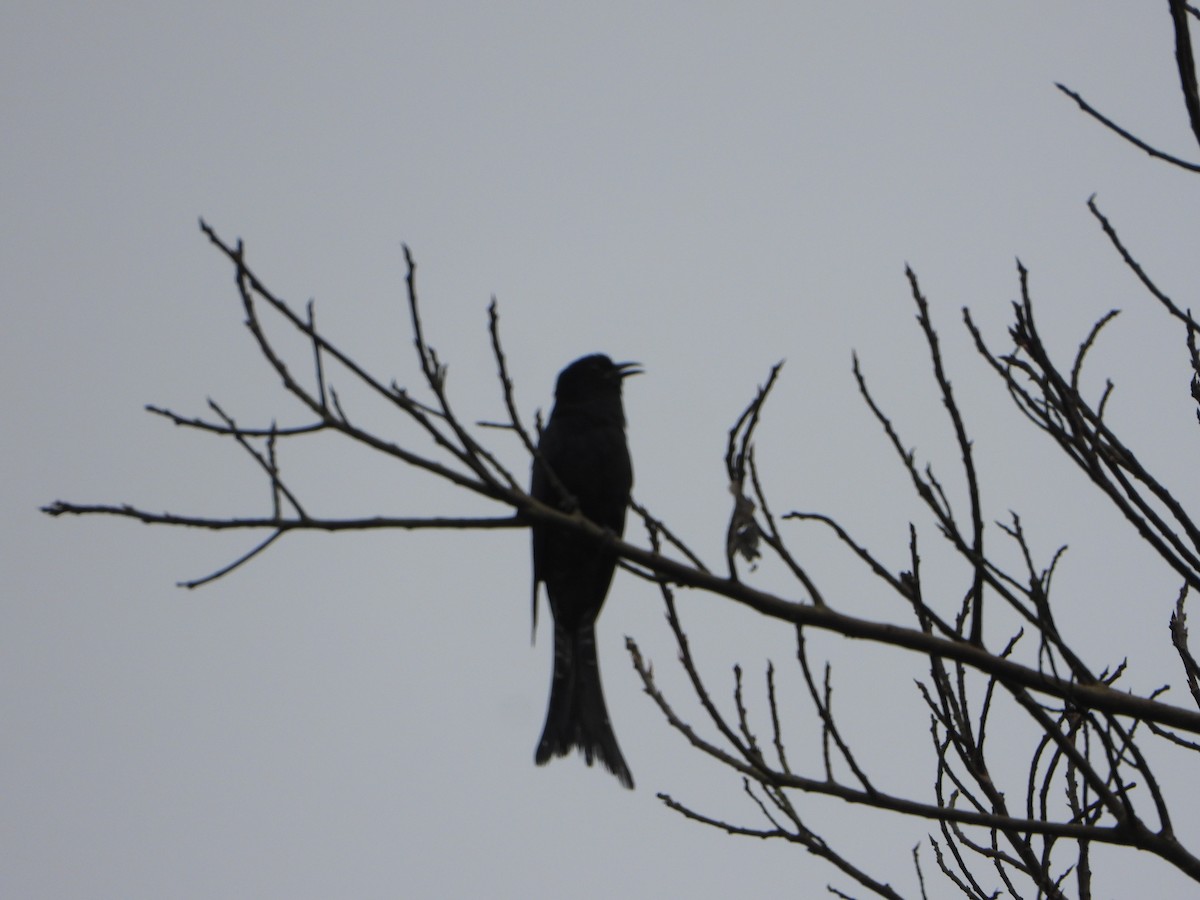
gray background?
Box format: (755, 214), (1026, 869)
(5, 3), (1199, 897)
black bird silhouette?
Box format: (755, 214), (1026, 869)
(531, 354), (639, 789)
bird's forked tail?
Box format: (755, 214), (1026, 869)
(535, 624), (633, 789)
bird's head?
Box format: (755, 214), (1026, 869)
(554, 354), (642, 404)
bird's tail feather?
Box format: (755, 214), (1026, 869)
(535, 624), (634, 789)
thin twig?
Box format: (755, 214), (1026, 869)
(1055, 83), (1200, 173)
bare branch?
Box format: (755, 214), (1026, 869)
(1170, 0), (1200, 151)
(42, 503), (523, 532)
(1055, 82), (1200, 173)
(906, 268), (986, 644)
(724, 362), (783, 578)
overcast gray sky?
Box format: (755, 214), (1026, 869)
(5, 3), (1200, 897)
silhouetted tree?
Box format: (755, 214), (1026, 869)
(45, 2), (1200, 896)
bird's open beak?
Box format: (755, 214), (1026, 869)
(615, 361), (643, 379)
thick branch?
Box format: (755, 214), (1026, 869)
(1170, 0), (1200, 152)
(46, 488), (1200, 736)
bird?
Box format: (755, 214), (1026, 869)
(531, 353), (639, 789)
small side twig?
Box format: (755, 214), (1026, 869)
(1170, 585), (1200, 710)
